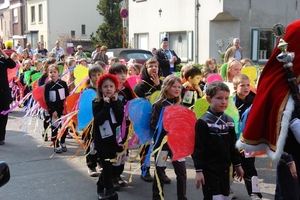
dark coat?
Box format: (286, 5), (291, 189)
(154, 48), (181, 77)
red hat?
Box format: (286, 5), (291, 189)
(236, 20), (300, 161)
(97, 74), (119, 90)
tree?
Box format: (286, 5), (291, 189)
(90, 0), (123, 48)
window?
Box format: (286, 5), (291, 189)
(81, 24), (86, 35)
(31, 6), (35, 23)
(71, 30), (75, 37)
(13, 8), (18, 23)
(38, 4), (43, 22)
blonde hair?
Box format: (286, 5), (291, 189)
(233, 73), (250, 86)
(226, 58), (242, 82)
(205, 57), (218, 73)
(240, 58), (253, 67)
(155, 75), (182, 105)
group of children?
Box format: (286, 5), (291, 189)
(9, 49), (273, 200)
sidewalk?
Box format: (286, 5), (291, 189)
(0, 109), (276, 200)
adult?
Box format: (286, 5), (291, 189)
(25, 43), (34, 57)
(51, 40), (65, 57)
(3, 40), (17, 57)
(0, 49), (17, 145)
(151, 47), (156, 55)
(92, 46), (108, 64)
(33, 42), (41, 54)
(224, 38), (243, 63)
(91, 44), (101, 59)
(16, 41), (23, 55)
(154, 37), (181, 77)
(38, 43), (48, 58)
(74, 45), (88, 60)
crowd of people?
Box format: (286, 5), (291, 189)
(1, 20), (300, 200)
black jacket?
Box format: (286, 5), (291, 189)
(92, 98), (124, 153)
(154, 48), (181, 77)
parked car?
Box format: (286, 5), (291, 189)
(106, 48), (153, 65)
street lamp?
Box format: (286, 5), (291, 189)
(158, 8), (162, 17)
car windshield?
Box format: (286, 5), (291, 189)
(125, 52), (153, 60)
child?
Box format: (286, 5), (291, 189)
(205, 57), (218, 73)
(127, 63), (142, 77)
(93, 74), (124, 200)
(150, 75), (187, 200)
(182, 66), (203, 108)
(223, 58), (242, 82)
(109, 63), (136, 189)
(233, 74), (262, 199)
(44, 64), (69, 153)
(240, 58), (253, 67)
(192, 81), (244, 199)
(85, 64), (104, 177)
(199, 67), (213, 94)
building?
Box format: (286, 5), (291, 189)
(128, 0), (300, 64)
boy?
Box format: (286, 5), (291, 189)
(182, 66), (203, 108)
(233, 74), (262, 199)
(192, 81), (244, 199)
(84, 64), (104, 177)
(109, 62), (136, 189)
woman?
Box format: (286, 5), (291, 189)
(92, 46), (108, 65)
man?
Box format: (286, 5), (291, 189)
(25, 43), (34, 57)
(224, 38), (243, 63)
(0, 49), (17, 145)
(154, 37), (181, 77)
(74, 45), (88, 59)
(91, 44), (101, 59)
(38, 43), (48, 58)
(51, 41), (65, 57)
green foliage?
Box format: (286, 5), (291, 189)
(90, 0), (123, 48)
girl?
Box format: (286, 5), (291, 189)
(223, 58), (242, 82)
(44, 64), (69, 153)
(199, 67), (213, 93)
(205, 57), (218, 73)
(150, 75), (187, 200)
(93, 74), (124, 200)
(127, 63), (142, 77)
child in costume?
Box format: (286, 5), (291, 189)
(192, 81), (244, 199)
(220, 58), (242, 82)
(84, 64), (104, 177)
(108, 63), (136, 189)
(93, 74), (124, 200)
(134, 58), (162, 182)
(150, 75), (187, 200)
(182, 65), (203, 108)
(44, 64), (69, 153)
(233, 74), (262, 199)
(205, 57), (218, 73)
(199, 67), (213, 94)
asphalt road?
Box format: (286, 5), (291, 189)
(0, 109), (276, 200)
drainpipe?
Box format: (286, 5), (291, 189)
(195, 0), (200, 63)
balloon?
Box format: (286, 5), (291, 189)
(32, 86), (47, 109)
(74, 65), (89, 93)
(126, 75), (141, 90)
(128, 98), (153, 144)
(163, 106), (197, 161)
(77, 89), (97, 131)
(193, 98), (209, 119)
(207, 73), (223, 84)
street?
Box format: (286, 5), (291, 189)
(0, 109), (276, 200)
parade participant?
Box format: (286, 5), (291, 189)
(93, 74), (123, 200)
(0, 49), (16, 145)
(150, 75), (187, 200)
(109, 63), (136, 189)
(44, 64), (69, 153)
(221, 58), (242, 82)
(192, 81), (244, 200)
(232, 74), (262, 199)
(127, 63), (141, 77)
(154, 37), (181, 77)
(205, 57), (218, 73)
(3, 40), (17, 57)
(134, 58), (162, 182)
(199, 67), (213, 93)
(181, 65), (203, 108)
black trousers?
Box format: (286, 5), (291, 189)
(50, 114), (66, 147)
(152, 144), (187, 200)
(0, 91), (11, 141)
(97, 151), (116, 192)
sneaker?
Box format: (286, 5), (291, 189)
(163, 174), (171, 184)
(66, 133), (73, 139)
(88, 168), (98, 177)
(230, 188), (237, 199)
(117, 176), (126, 186)
(98, 190), (108, 200)
(54, 147), (62, 153)
(61, 143), (67, 152)
(250, 194), (262, 200)
(112, 178), (121, 190)
(0, 140), (5, 145)
(141, 172), (153, 182)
